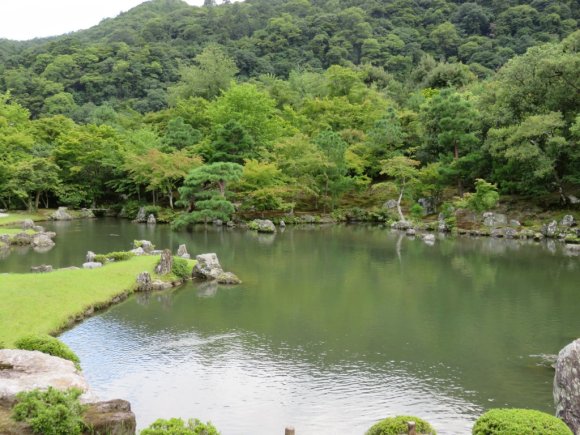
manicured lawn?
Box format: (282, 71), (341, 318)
(0, 256), (163, 347)
(0, 229), (37, 236)
(0, 212), (46, 227)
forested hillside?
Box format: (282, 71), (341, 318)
(0, 0), (578, 222)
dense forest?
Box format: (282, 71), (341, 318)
(0, 0), (579, 224)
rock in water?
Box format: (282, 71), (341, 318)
(147, 214), (156, 224)
(541, 220), (559, 238)
(193, 253), (224, 280)
(250, 219), (276, 233)
(50, 206), (72, 220)
(83, 399), (136, 435)
(176, 244), (190, 259)
(31, 233), (55, 248)
(155, 249), (173, 275)
(554, 339), (580, 433)
(136, 272), (152, 292)
(217, 271), (242, 285)
(86, 251), (96, 262)
(134, 207), (147, 223)
(0, 349), (89, 406)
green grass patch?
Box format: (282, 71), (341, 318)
(0, 228), (37, 236)
(0, 212), (46, 227)
(0, 256), (161, 347)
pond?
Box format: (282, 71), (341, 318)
(2, 218), (579, 434)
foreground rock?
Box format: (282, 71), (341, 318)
(176, 244), (190, 259)
(554, 338), (580, 433)
(192, 253), (241, 284)
(83, 399), (136, 435)
(50, 206), (72, 220)
(154, 249), (173, 275)
(31, 233), (55, 248)
(0, 350), (89, 406)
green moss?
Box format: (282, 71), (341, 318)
(472, 409), (571, 435)
(366, 416), (436, 435)
(15, 335), (80, 369)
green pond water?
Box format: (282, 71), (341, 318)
(2, 218), (579, 434)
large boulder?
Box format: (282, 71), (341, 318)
(31, 233), (55, 248)
(554, 339), (580, 433)
(560, 215), (576, 227)
(482, 212), (508, 227)
(50, 207), (72, 221)
(217, 271), (242, 285)
(249, 219), (276, 233)
(10, 233), (32, 245)
(192, 253), (223, 280)
(0, 349), (89, 407)
(176, 244), (190, 259)
(147, 214), (156, 225)
(542, 220), (559, 238)
(134, 207), (147, 223)
(79, 208), (95, 218)
(136, 272), (152, 292)
(154, 249), (173, 275)
(21, 219), (34, 230)
(86, 251), (96, 262)
(83, 262), (103, 269)
(83, 399), (136, 435)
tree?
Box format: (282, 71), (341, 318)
(236, 159), (291, 213)
(174, 162), (243, 227)
(377, 156), (421, 222)
(204, 120), (256, 164)
(11, 158), (61, 210)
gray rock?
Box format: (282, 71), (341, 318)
(213, 219), (223, 226)
(134, 207), (147, 223)
(30, 265), (53, 273)
(569, 195), (580, 205)
(541, 220), (559, 238)
(510, 220), (521, 227)
(176, 244), (190, 259)
(422, 234), (436, 244)
(391, 221), (412, 230)
(50, 206), (72, 221)
(279, 220), (286, 228)
(0, 349), (89, 406)
(31, 233), (55, 248)
(154, 249), (173, 275)
(150, 249), (163, 255)
(151, 280), (173, 291)
(130, 247), (145, 256)
(226, 220), (235, 228)
(482, 212), (508, 227)
(504, 228), (519, 239)
(217, 271), (242, 285)
(10, 232), (32, 245)
(383, 199), (398, 209)
(83, 262), (103, 269)
(32, 225), (44, 232)
(146, 214), (156, 225)
(560, 215), (576, 227)
(554, 339), (580, 433)
(79, 208), (95, 218)
(301, 215), (316, 224)
(534, 232), (544, 241)
(136, 272), (152, 292)
(193, 253), (224, 280)
(490, 228), (504, 238)
(59, 266), (80, 271)
(133, 240), (154, 253)
(83, 399), (136, 435)
(418, 197), (436, 215)
(251, 219), (276, 233)
(566, 244), (580, 252)
(406, 228), (416, 236)
(86, 251), (96, 262)
(21, 219), (34, 230)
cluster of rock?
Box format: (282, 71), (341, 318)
(133, 207), (156, 224)
(192, 253), (241, 284)
(0, 349), (136, 434)
(248, 219), (277, 233)
(0, 220), (56, 251)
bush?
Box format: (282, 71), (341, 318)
(172, 257), (190, 280)
(141, 417), (220, 435)
(144, 205), (162, 217)
(12, 387), (86, 435)
(472, 409), (571, 434)
(105, 251), (134, 262)
(15, 335), (80, 369)
(93, 254), (108, 264)
(366, 415), (436, 435)
(410, 203), (425, 220)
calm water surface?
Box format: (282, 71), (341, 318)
(2, 219), (579, 434)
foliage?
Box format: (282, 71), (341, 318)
(141, 417), (220, 435)
(171, 257), (190, 280)
(366, 415), (436, 435)
(15, 335), (80, 368)
(12, 387), (86, 435)
(94, 251), (135, 264)
(472, 409), (572, 435)
(455, 179), (500, 212)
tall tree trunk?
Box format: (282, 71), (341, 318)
(168, 188), (174, 209)
(34, 191), (41, 210)
(396, 187), (406, 222)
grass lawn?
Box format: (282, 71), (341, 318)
(0, 256), (171, 347)
(0, 229), (37, 236)
(0, 212), (47, 227)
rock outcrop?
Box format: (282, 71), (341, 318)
(554, 339), (580, 433)
(147, 214), (156, 225)
(134, 207), (147, 223)
(83, 399), (136, 435)
(0, 350), (89, 407)
(249, 219), (276, 233)
(50, 207), (72, 220)
(176, 244), (190, 259)
(542, 220), (559, 238)
(154, 249), (172, 275)
(192, 253), (241, 284)
(136, 272), (152, 292)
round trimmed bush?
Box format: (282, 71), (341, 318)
(15, 335), (81, 369)
(472, 409), (571, 434)
(366, 415), (436, 435)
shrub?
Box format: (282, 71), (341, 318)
(93, 254), (108, 264)
(12, 387), (86, 435)
(105, 251), (134, 262)
(366, 415), (436, 435)
(172, 257), (190, 280)
(15, 335), (80, 369)
(144, 205), (162, 217)
(472, 409), (571, 434)
(455, 178), (499, 212)
(141, 417), (220, 435)
(410, 203), (425, 220)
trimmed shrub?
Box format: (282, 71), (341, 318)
(172, 257), (190, 280)
(141, 417), (220, 435)
(93, 254), (108, 264)
(366, 415), (436, 435)
(105, 251), (134, 262)
(15, 335), (80, 369)
(472, 409), (571, 434)
(12, 387), (86, 435)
